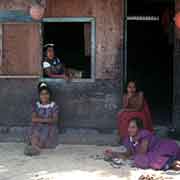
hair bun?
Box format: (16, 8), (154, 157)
(38, 82), (48, 91)
(40, 82), (47, 88)
(38, 82), (52, 96)
(43, 43), (55, 49)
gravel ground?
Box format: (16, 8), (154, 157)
(0, 143), (180, 180)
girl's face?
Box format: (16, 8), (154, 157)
(128, 121), (139, 137)
(127, 82), (136, 94)
(47, 47), (55, 60)
(40, 89), (50, 104)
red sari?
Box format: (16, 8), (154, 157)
(118, 93), (153, 138)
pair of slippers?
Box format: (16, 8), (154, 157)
(24, 145), (40, 156)
(110, 158), (125, 168)
(90, 153), (124, 168)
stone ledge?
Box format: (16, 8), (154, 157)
(0, 126), (119, 145)
(0, 126), (172, 145)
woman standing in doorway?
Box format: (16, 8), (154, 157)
(118, 81), (153, 138)
(25, 82), (59, 156)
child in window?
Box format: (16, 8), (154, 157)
(43, 44), (69, 79)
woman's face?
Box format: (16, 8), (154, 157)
(127, 82), (136, 94)
(40, 89), (50, 104)
(47, 47), (55, 60)
(128, 121), (139, 137)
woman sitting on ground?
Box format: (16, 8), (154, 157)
(25, 82), (59, 156)
(105, 118), (180, 170)
(118, 80), (153, 138)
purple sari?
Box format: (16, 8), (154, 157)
(123, 129), (180, 170)
(28, 101), (59, 148)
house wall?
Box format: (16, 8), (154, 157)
(0, 0), (124, 131)
(0, 0), (30, 11)
(2, 23), (41, 75)
(45, 0), (124, 79)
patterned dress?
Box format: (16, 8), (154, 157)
(123, 129), (180, 170)
(42, 57), (65, 77)
(28, 101), (59, 148)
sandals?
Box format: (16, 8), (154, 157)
(110, 158), (124, 168)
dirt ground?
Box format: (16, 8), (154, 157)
(0, 143), (180, 180)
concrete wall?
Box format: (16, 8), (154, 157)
(0, 79), (122, 129)
(0, 0), (124, 130)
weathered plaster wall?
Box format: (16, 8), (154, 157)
(0, 0), (30, 11)
(0, 0), (124, 130)
(45, 0), (124, 79)
(2, 23), (41, 75)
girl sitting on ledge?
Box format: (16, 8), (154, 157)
(25, 82), (59, 156)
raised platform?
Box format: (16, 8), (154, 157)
(0, 126), (172, 145)
(0, 127), (119, 145)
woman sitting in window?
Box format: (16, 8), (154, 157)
(118, 81), (153, 138)
(105, 118), (180, 171)
(25, 82), (59, 156)
(42, 44), (68, 79)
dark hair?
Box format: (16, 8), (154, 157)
(124, 80), (139, 93)
(38, 82), (52, 96)
(129, 117), (144, 130)
(43, 44), (55, 57)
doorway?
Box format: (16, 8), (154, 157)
(126, 0), (174, 125)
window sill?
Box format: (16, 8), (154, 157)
(0, 75), (40, 79)
(40, 78), (95, 83)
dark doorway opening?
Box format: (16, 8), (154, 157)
(126, 0), (174, 125)
(43, 22), (91, 79)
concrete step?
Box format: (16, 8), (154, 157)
(0, 126), (173, 145)
(0, 127), (119, 145)
(0, 133), (119, 145)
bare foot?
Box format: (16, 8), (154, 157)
(24, 145), (40, 156)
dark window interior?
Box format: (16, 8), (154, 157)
(127, 0), (174, 125)
(43, 22), (91, 78)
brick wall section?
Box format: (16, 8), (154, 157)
(0, 79), (122, 130)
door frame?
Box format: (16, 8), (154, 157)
(123, 0), (175, 124)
